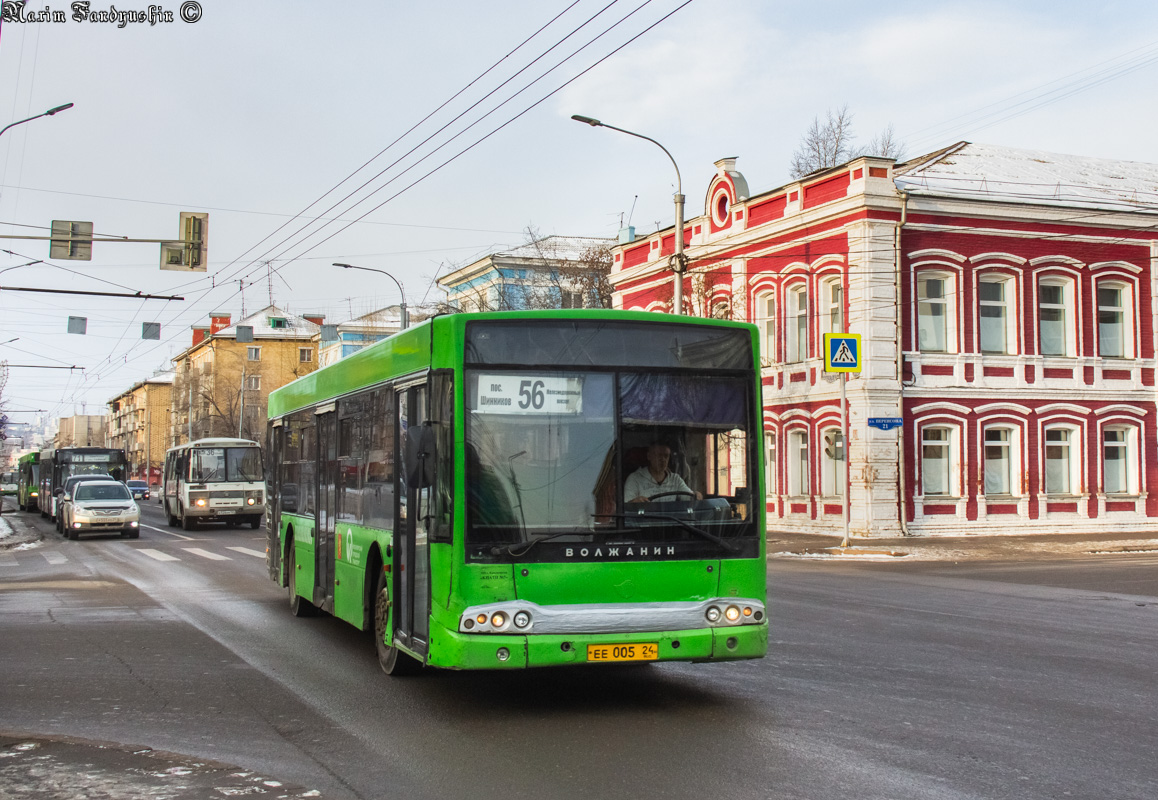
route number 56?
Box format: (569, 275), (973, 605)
(518, 380), (545, 410)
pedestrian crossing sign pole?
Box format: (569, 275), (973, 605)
(823, 334), (861, 547)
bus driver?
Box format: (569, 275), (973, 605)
(624, 441), (702, 504)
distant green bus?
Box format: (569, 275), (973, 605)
(16, 451), (40, 510)
(266, 310), (767, 674)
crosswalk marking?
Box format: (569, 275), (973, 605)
(184, 547), (230, 561)
(227, 546), (266, 559)
(138, 548), (180, 562)
(43, 552), (68, 565)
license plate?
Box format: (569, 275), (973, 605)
(586, 642), (659, 663)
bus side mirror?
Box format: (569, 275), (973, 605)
(405, 424), (436, 489)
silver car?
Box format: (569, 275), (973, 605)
(62, 481), (141, 540)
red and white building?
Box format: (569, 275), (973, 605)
(609, 142), (1158, 536)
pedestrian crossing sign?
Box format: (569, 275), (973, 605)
(823, 333), (861, 373)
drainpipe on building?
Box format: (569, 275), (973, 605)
(896, 189), (910, 536)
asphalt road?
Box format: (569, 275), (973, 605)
(1, 498), (1156, 799)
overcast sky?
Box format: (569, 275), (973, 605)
(2, 0), (1157, 424)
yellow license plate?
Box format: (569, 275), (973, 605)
(586, 642), (659, 663)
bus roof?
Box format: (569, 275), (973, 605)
(267, 309), (758, 420)
(165, 437), (260, 454)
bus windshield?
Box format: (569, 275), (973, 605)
(190, 447), (263, 483)
(465, 369), (755, 560)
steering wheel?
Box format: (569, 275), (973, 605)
(647, 491), (696, 502)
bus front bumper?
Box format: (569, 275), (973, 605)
(426, 623), (768, 670)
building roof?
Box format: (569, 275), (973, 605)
(440, 235), (615, 289)
(212, 304), (320, 340)
(895, 142), (1158, 213)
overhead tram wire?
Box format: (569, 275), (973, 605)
(223, 0), (656, 291)
(230, 0), (634, 281)
(244, 0), (694, 282)
(197, 0), (595, 292)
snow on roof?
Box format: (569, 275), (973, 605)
(895, 142), (1158, 213)
(213, 305), (319, 340)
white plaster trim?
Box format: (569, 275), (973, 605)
(969, 252), (1028, 265)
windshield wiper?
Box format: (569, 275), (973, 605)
(599, 513), (739, 553)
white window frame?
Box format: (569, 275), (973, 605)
(917, 272), (955, 353)
(786, 284), (808, 363)
(244, 374), (261, 391)
(247, 346), (261, 361)
(755, 291), (777, 364)
(820, 427), (844, 497)
(765, 430), (777, 496)
(982, 425), (1020, 496)
(1096, 281), (1134, 359)
(1101, 425), (1138, 495)
(1042, 425), (1080, 496)
(1037, 277), (1076, 358)
(978, 275), (1016, 355)
(820, 276), (844, 337)
(299, 347), (313, 363)
(787, 429), (809, 497)
(920, 425), (957, 497)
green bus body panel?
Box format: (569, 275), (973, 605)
(507, 561), (721, 606)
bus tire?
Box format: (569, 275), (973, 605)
(166, 503), (179, 528)
(249, 516), (261, 529)
(181, 508), (197, 531)
(287, 545), (316, 617)
(374, 571), (422, 676)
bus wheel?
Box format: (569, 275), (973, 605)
(374, 572), (421, 676)
(249, 517), (261, 529)
(287, 546), (316, 617)
(166, 503), (179, 528)
(181, 509), (197, 531)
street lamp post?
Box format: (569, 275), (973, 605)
(332, 263), (409, 329)
(0, 103), (74, 140)
(571, 114), (686, 315)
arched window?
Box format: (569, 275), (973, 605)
(917, 272), (955, 353)
(1043, 425), (1080, 495)
(920, 426), (956, 496)
(787, 429), (809, 496)
(821, 427), (844, 497)
(786, 284), (808, 363)
(978, 275), (1016, 354)
(819, 276), (843, 336)
(1037, 277), (1076, 357)
(1102, 425), (1138, 495)
(1096, 281), (1134, 359)
(755, 291), (777, 363)
(983, 425), (1020, 496)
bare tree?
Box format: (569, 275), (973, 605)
(861, 123), (906, 161)
(790, 106), (905, 178)
(789, 105), (857, 179)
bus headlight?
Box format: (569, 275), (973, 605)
(705, 606), (722, 623)
(725, 606), (741, 622)
(246, 497), (255, 505)
(196, 498), (207, 507)
(490, 612), (507, 629)
(513, 611), (531, 628)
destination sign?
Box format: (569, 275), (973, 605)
(475, 375), (583, 415)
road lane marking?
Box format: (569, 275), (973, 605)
(141, 523), (198, 541)
(226, 547), (266, 558)
(138, 549), (180, 562)
(0, 554), (17, 567)
(43, 552), (68, 565)
(184, 547), (231, 561)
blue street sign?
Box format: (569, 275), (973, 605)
(868, 417), (903, 431)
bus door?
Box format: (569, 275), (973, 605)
(395, 384), (431, 656)
(315, 408), (338, 612)
(266, 421), (283, 583)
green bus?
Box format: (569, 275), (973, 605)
(266, 310), (767, 674)
(16, 451), (40, 511)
